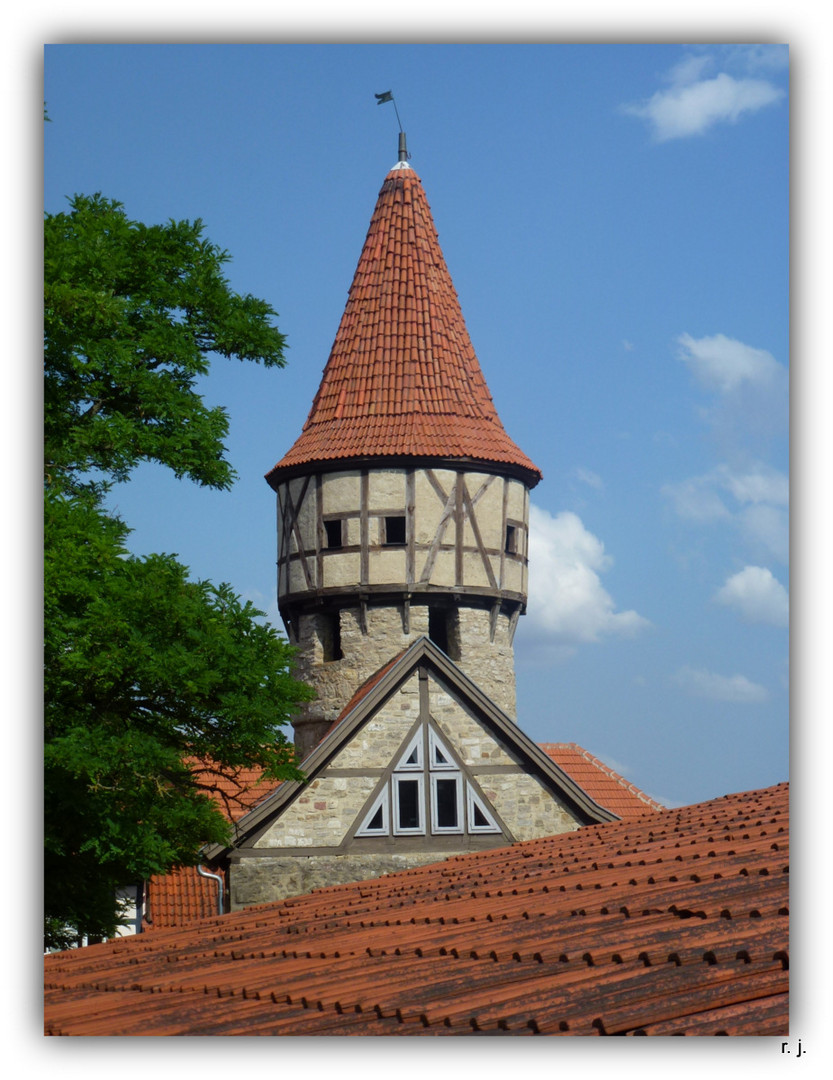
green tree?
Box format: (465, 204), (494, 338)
(44, 195), (312, 949)
(45, 193), (287, 494)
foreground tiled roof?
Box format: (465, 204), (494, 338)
(266, 162), (541, 488)
(540, 743), (666, 817)
(44, 782), (788, 1036)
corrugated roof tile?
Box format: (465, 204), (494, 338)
(266, 165), (541, 488)
(44, 782), (787, 1036)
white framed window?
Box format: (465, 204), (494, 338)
(429, 728), (455, 769)
(393, 774), (425, 834)
(355, 727), (502, 839)
(430, 773), (463, 833)
(466, 784), (501, 833)
(396, 730), (423, 771)
(356, 789), (389, 836)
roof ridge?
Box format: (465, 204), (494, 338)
(538, 742), (666, 815)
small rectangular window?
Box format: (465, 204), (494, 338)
(384, 515), (406, 545)
(324, 519), (343, 549)
(395, 778), (421, 831)
(435, 778), (459, 829)
(505, 525), (517, 554)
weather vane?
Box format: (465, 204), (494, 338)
(374, 90), (403, 131)
(375, 90), (410, 162)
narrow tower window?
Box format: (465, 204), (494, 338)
(319, 612), (343, 662)
(428, 607), (461, 661)
(428, 606), (450, 654)
(505, 525), (517, 554)
(384, 515), (406, 545)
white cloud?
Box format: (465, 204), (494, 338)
(662, 474), (732, 523)
(623, 69), (784, 141)
(673, 665), (769, 704)
(738, 504), (789, 563)
(677, 333), (783, 395)
(723, 45), (789, 74)
(519, 506), (650, 653)
(666, 53), (714, 87)
(715, 566), (789, 627)
(574, 466), (604, 490)
(717, 463), (789, 506)
(662, 462), (788, 562)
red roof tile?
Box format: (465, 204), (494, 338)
(266, 164), (541, 488)
(44, 782), (788, 1036)
(189, 759), (277, 824)
(144, 867), (221, 929)
(143, 762), (279, 930)
(540, 743), (666, 817)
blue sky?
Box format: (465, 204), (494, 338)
(43, 42), (790, 809)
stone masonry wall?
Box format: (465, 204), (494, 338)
(230, 851), (469, 910)
(428, 678), (579, 841)
(293, 602), (518, 746)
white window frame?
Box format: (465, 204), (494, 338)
(428, 728), (456, 770)
(392, 773), (425, 835)
(396, 730), (423, 771)
(466, 783), (501, 833)
(355, 788), (390, 837)
(430, 772), (464, 834)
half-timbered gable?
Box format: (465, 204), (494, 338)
(203, 637), (615, 908)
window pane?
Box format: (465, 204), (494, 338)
(472, 802), (489, 828)
(436, 778), (458, 828)
(397, 779), (420, 829)
(366, 804), (384, 831)
(325, 519), (343, 549)
(385, 516), (406, 545)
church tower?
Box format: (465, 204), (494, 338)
(266, 140), (542, 757)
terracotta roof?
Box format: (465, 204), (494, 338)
(189, 760), (277, 824)
(266, 163), (541, 488)
(144, 867), (221, 929)
(540, 743), (666, 817)
(45, 782), (788, 1036)
(143, 763), (279, 930)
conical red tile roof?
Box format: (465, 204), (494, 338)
(266, 162), (541, 489)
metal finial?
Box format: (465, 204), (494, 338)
(398, 131), (409, 162)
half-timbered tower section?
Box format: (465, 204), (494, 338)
(266, 145), (541, 757)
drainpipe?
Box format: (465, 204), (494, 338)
(197, 864), (225, 916)
(142, 880), (152, 929)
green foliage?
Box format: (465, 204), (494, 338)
(44, 196), (312, 949)
(44, 194), (287, 494)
